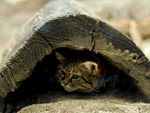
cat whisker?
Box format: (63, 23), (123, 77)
(92, 89), (101, 94)
(80, 85), (101, 94)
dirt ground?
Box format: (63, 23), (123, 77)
(0, 0), (150, 113)
(14, 89), (150, 113)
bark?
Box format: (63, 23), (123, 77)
(0, 0), (150, 97)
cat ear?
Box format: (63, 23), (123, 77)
(79, 61), (99, 75)
(55, 52), (66, 61)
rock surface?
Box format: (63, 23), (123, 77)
(18, 100), (150, 113)
(14, 89), (150, 113)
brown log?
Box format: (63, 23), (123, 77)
(0, 0), (150, 97)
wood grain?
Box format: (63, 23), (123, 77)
(0, 0), (150, 97)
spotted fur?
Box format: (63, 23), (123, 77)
(55, 52), (107, 92)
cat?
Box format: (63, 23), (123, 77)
(55, 49), (108, 93)
(55, 48), (137, 93)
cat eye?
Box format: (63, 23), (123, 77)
(60, 70), (66, 77)
(72, 75), (80, 79)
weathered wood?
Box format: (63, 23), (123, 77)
(0, 0), (150, 97)
(0, 0), (97, 97)
(93, 21), (150, 95)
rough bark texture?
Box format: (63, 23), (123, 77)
(0, 0), (150, 97)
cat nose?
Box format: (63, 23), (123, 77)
(63, 82), (68, 86)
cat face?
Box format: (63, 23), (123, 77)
(55, 52), (106, 92)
